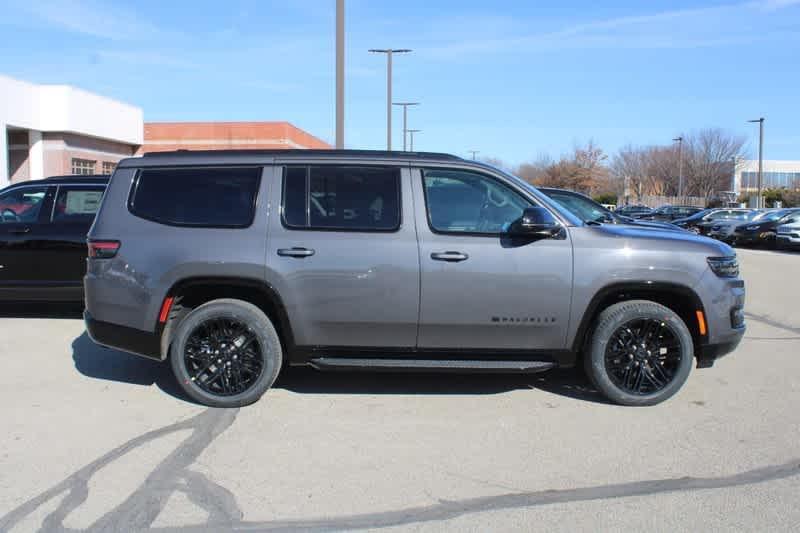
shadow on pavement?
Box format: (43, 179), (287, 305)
(0, 302), (84, 319)
(71, 332), (197, 404)
(71, 331), (608, 404)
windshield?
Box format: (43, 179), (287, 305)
(754, 209), (792, 222)
(492, 169), (584, 226)
(541, 191), (612, 223)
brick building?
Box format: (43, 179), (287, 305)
(139, 121), (331, 154)
(1, 75), (143, 186)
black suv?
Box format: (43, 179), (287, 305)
(0, 175), (107, 302)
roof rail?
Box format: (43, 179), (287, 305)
(141, 148), (463, 161)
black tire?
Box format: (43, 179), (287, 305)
(584, 300), (693, 406)
(170, 298), (282, 407)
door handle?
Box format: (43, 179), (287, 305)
(277, 247), (315, 258)
(8, 227), (31, 234)
(431, 251), (468, 262)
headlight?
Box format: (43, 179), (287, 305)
(707, 256), (739, 278)
(745, 225), (760, 231)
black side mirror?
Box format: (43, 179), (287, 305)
(509, 207), (562, 238)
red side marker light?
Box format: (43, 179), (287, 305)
(159, 296), (175, 323)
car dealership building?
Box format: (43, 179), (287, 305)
(2, 75), (330, 187)
(735, 159), (800, 193)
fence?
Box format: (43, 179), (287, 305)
(620, 195), (707, 208)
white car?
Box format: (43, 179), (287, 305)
(776, 220), (800, 249)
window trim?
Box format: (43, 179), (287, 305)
(280, 165), (403, 233)
(420, 167), (540, 238)
(127, 166), (262, 229)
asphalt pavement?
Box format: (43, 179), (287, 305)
(1, 247), (799, 532)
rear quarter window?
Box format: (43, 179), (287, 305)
(129, 167), (261, 228)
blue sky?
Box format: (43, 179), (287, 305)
(1, 0), (799, 164)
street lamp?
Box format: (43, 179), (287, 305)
(407, 129), (421, 151)
(369, 48), (412, 150)
(673, 136), (683, 199)
(748, 118), (765, 208)
(335, 0), (345, 149)
(392, 102), (419, 151)
(468, 150), (479, 160)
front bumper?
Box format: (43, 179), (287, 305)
(696, 333), (744, 368)
(84, 311), (162, 360)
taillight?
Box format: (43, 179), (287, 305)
(88, 240), (120, 259)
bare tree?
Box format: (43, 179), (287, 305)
(683, 128), (746, 199)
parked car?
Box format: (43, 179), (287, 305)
(0, 175), (107, 302)
(639, 205), (705, 222)
(538, 188), (682, 232)
(673, 208), (755, 236)
(776, 219), (800, 250)
(708, 210), (765, 243)
(85, 150), (745, 408)
(615, 205), (653, 218)
(732, 208), (800, 247)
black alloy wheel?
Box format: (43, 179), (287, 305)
(184, 317), (264, 396)
(604, 318), (682, 395)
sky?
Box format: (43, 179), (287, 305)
(1, 0), (799, 165)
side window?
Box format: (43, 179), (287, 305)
(422, 169), (531, 234)
(282, 166), (401, 231)
(52, 186), (105, 224)
(0, 186), (49, 224)
(129, 167), (261, 227)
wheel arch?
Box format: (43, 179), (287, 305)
(571, 282), (708, 360)
(159, 276), (295, 359)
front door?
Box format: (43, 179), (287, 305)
(267, 164), (420, 349)
(412, 167), (573, 351)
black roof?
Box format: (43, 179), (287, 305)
(140, 149), (463, 161)
(41, 174), (109, 183)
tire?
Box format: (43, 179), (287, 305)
(169, 298), (282, 408)
(584, 300), (693, 406)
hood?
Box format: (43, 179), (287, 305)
(623, 219), (684, 232)
(593, 223), (734, 256)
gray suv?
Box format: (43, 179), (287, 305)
(84, 150), (745, 407)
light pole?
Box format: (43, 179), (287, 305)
(369, 48), (411, 150)
(392, 102), (419, 151)
(748, 118), (765, 208)
(468, 150), (479, 160)
(673, 136), (683, 199)
(335, 0), (345, 149)
(407, 129), (421, 151)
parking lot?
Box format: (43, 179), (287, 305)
(0, 247), (798, 532)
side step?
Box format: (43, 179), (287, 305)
(308, 357), (556, 373)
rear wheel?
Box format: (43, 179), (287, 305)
(584, 300), (693, 406)
(170, 298), (282, 407)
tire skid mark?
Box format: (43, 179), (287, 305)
(0, 408), (240, 532)
(745, 312), (800, 335)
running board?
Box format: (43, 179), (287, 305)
(308, 357), (556, 373)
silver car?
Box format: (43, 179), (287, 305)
(84, 150), (745, 408)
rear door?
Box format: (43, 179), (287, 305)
(0, 184), (54, 295)
(267, 163), (420, 349)
(39, 184), (106, 288)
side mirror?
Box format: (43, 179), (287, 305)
(509, 207), (562, 238)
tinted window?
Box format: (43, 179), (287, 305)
(0, 186), (48, 224)
(53, 186), (105, 223)
(283, 166), (400, 231)
(423, 169), (531, 234)
(130, 167), (261, 227)
(545, 191), (610, 223)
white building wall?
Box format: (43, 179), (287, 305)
(735, 159), (800, 192)
(0, 75), (143, 186)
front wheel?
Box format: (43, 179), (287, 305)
(170, 298), (282, 407)
(584, 300), (694, 406)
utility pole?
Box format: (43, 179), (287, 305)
(392, 102), (419, 151)
(748, 118), (765, 208)
(369, 48), (411, 150)
(468, 150), (479, 160)
(335, 0), (345, 149)
(673, 136), (683, 199)
(407, 129), (421, 152)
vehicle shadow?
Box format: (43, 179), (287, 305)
(71, 332), (197, 404)
(0, 302), (84, 319)
(274, 366), (610, 404)
(71, 331), (608, 405)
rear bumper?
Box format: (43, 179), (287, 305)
(84, 311), (162, 360)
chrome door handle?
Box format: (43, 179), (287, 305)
(277, 247), (315, 258)
(9, 226), (31, 234)
(431, 251), (468, 262)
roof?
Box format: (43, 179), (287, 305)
(42, 175), (109, 183)
(118, 149), (464, 168)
